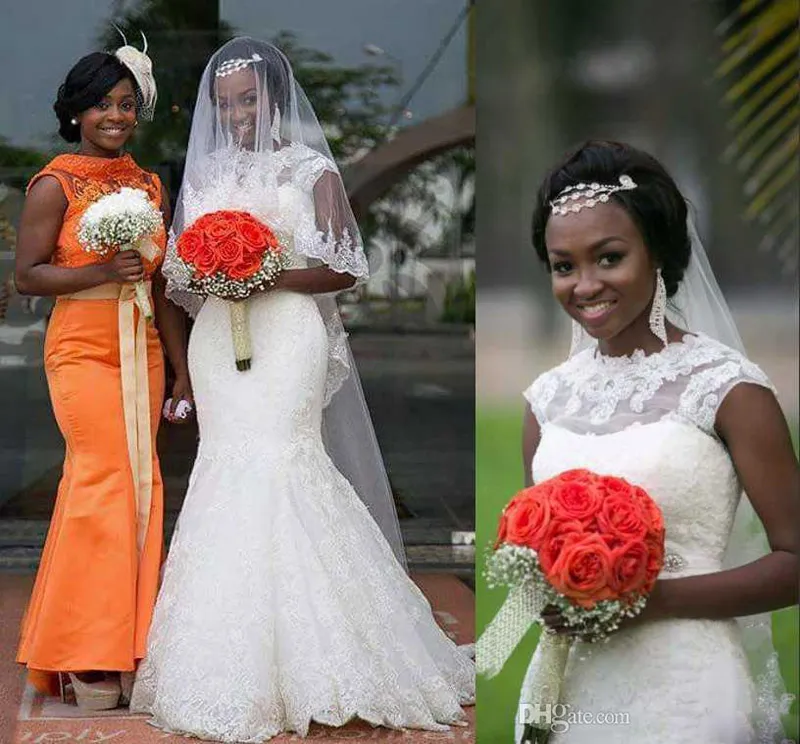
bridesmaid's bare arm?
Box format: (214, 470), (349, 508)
(14, 176), (143, 296)
(152, 182), (193, 421)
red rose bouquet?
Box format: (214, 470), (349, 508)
(476, 469), (665, 743)
(175, 210), (287, 370)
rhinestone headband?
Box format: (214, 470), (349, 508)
(215, 53), (263, 78)
(550, 175), (637, 216)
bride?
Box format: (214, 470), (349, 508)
(504, 141), (798, 743)
(130, 38), (474, 741)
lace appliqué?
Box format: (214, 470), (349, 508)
(524, 333), (776, 436)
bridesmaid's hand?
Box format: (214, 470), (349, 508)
(104, 250), (144, 284)
(164, 375), (194, 424)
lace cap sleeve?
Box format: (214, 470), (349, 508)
(677, 342), (777, 435)
(289, 144), (369, 280)
(523, 369), (559, 427)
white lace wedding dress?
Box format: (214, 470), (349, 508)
(516, 333), (789, 744)
(129, 236), (474, 741)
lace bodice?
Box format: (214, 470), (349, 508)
(165, 144), (367, 285)
(524, 333), (775, 574)
(162, 144), (365, 406)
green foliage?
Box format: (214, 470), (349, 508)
(98, 5), (398, 167)
(716, 0), (799, 274)
(441, 269), (475, 323)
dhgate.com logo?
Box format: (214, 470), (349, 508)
(519, 703), (631, 734)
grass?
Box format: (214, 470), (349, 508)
(476, 407), (799, 742)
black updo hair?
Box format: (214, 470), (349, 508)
(531, 140), (691, 298)
(54, 52), (141, 143)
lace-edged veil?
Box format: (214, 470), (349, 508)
(163, 37), (406, 570)
(569, 205), (794, 740)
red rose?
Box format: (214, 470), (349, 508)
(236, 220), (267, 250)
(558, 469), (595, 484)
(596, 492), (650, 543)
(538, 518), (585, 575)
(504, 490), (552, 552)
(630, 486), (665, 534)
(643, 536), (665, 592)
(550, 480), (603, 524)
(215, 236), (246, 270)
(227, 253), (263, 280)
(548, 532), (615, 609)
(177, 231), (206, 264)
(608, 540), (650, 596)
(206, 215), (236, 240)
(192, 240), (222, 277)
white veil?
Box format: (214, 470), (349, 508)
(163, 37), (406, 570)
(569, 207), (794, 741)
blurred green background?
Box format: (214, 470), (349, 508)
(475, 407), (799, 742)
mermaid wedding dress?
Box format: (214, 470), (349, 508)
(129, 173), (475, 741)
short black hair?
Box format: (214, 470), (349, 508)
(54, 52), (140, 143)
(531, 140), (691, 297)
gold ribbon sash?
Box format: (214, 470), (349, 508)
(59, 281), (153, 559)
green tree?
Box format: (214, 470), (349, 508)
(98, 0), (231, 166)
(98, 5), (398, 167)
(716, 0), (799, 274)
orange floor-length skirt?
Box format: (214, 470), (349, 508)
(16, 296), (165, 695)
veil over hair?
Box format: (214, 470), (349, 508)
(163, 37), (406, 569)
(567, 200), (794, 741)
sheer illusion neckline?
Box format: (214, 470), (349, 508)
(592, 332), (701, 368)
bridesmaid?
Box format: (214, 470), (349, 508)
(14, 44), (191, 710)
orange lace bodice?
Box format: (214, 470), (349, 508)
(28, 153), (167, 276)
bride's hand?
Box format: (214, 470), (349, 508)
(541, 604), (582, 638)
(541, 591), (665, 640)
(165, 375), (194, 424)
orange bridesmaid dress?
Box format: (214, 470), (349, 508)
(16, 153), (167, 695)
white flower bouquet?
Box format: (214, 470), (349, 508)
(78, 187), (162, 320)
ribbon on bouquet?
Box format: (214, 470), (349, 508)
(122, 236), (160, 321)
(478, 580), (572, 744)
(59, 281), (154, 558)
(477, 580), (543, 677)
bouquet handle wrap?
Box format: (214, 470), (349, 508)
(229, 300), (252, 371)
(519, 634), (572, 743)
(477, 579), (544, 678)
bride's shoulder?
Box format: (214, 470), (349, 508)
(522, 351), (589, 417)
(683, 333), (772, 384)
(280, 143), (337, 189)
(282, 142), (334, 169)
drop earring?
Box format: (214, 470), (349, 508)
(649, 268), (668, 347)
